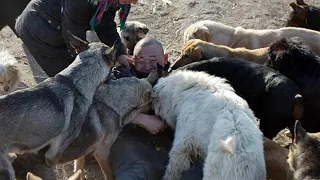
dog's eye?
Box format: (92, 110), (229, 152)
(124, 36), (130, 41)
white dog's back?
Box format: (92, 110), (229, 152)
(153, 70), (266, 180)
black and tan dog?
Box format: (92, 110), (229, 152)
(174, 58), (304, 139)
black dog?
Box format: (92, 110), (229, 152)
(266, 37), (320, 133)
(174, 57), (303, 138)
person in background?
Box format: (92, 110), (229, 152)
(15, 0), (137, 77)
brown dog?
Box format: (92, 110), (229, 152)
(171, 39), (268, 70)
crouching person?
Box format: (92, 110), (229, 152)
(109, 37), (204, 180)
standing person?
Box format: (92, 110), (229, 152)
(15, 0), (136, 77)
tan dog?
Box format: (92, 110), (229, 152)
(87, 21), (149, 56)
(288, 120), (320, 180)
(184, 20), (320, 56)
(0, 49), (20, 96)
(171, 39), (268, 69)
(264, 137), (294, 180)
(119, 21), (149, 55)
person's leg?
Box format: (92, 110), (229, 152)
(110, 138), (168, 180)
(110, 127), (204, 180)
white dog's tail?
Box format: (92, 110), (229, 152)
(203, 110), (266, 180)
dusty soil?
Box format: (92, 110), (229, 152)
(1, 0), (319, 179)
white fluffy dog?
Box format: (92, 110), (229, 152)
(0, 49), (20, 96)
(152, 70), (266, 180)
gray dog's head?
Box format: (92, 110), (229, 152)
(95, 71), (159, 126)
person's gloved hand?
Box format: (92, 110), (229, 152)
(117, 54), (132, 69)
(131, 113), (166, 135)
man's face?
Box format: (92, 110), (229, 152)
(133, 44), (167, 73)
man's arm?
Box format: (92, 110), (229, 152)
(130, 113), (165, 135)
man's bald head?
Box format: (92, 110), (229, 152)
(133, 37), (167, 73)
(133, 37), (164, 55)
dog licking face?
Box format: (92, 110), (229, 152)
(0, 49), (20, 96)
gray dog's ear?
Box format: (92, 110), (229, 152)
(103, 40), (122, 65)
(294, 120), (308, 144)
(145, 71), (159, 84)
(296, 0), (306, 5)
(67, 30), (89, 54)
(139, 25), (149, 35)
(26, 172), (42, 180)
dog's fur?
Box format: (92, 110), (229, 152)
(87, 21), (149, 55)
(0, 33), (119, 179)
(0, 49), (20, 95)
(288, 120), (320, 180)
(264, 137), (294, 180)
(26, 170), (82, 180)
(183, 20), (320, 56)
(119, 21), (149, 55)
(153, 70), (266, 180)
(171, 39), (268, 70)
(175, 58), (304, 139)
(266, 37), (320, 133)
(11, 73), (158, 180)
(286, 0), (320, 32)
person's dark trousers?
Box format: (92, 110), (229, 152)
(109, 126), (203, 180)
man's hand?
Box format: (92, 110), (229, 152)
(117, 54), (131, 69)
(131, 113), (166, 135)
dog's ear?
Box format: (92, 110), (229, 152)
(192, 26), (211, 42)
(290, 3), (307, 19)
(26, 172), (42, 180)
(296, 0), (306, 5)
(294, 120), (308, 144)
(67, 30), (89, 54)
(66, 170), (82, 180)
(145, 70), (159, 84)
(139, 25), (149, 35)
(103, 40), (123, 65)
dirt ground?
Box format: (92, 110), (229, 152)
(1, 0), (319, 179)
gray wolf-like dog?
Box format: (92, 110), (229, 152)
(11, 73), (158, 180)
(288, 120), (320, 180)
(152, 70), (266, 180)
(0, 33), (119, 179)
